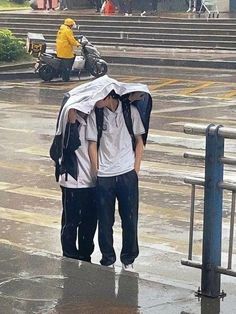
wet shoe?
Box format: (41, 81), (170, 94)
(122, 263), (134, 272)
(100, 257), (116, 267)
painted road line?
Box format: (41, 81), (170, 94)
(221, 90), (236, 99)
(16, 146), (50, 157)
(149, 79), (180, 91)
(0, 126), (35, 133)
(151, 101), (236, 114)
(0, 181), (59, 200)
(167, 117), (236, 126)
(0, 161), (52, 177)
(180, 82), (216, 96)
(0, 206), (60, 229)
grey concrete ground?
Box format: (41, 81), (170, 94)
(0, 66), (236, 313)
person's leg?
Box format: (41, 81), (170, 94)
(61, 187), (80, 259)
(61, 57), (74, 82)
(124, 0), (132, 15)
(117, 170), (139, 266)
(78, 188), (97, 262)
(186, 0), (191, 12)
(151, 0), (158, 12)
(97, 176), (117, 266)
(193, 0), (197, 11)
(95, 0), (101, 12)
(48, 0), (52, 9)
(117, 0), (125, 13)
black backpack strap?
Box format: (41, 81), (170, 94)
(95, 107), (104, 150)
(122, 99), (136, 151)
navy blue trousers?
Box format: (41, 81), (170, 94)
(97, 170), (139, 266)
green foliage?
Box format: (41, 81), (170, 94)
(0, 29), (26, 62)
(10, 0), (26, 4)
(0, 0), (29, 9)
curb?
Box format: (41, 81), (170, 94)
(2, 56), (236, 80)
(0, 62), (33, 72)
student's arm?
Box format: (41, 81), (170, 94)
(88, 141), (98, 179)
(134, 135), (144, 174)
(63, 109), (81, 152)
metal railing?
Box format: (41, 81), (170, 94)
(181, 123), (236, 298)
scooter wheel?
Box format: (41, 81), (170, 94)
(38, 64), (55, 82)
(89, 62), (108, 78)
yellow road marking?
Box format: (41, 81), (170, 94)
(0, 181), (60, 200)
(156, 114), (236, 126)
(0, 206), (60, 229)
(180, 81), (216, 96)
(151, 101), (236, 114)
(0, 126), (35, 133)
(149, 79), (180, 91)
(221, 90), (236, 99)
(17, 146), (49, 157)
(0, 161), (52, 176)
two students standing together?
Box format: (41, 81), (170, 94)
(51, 77), (152, 270)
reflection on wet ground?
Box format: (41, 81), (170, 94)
(0, 70), (236, 312)
(0, 244), (232, 314)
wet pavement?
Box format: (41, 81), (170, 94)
(0, 68), (236, 312)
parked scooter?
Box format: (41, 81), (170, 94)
(34, 35), (108, 82)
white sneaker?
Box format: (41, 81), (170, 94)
(124, 13), (129, 16)
(122, 263), (134, 272)
(192, 8), (196, 12)
(107, 263), (115, 268)
(141, 11), (146, 16)
(186, 8), (191, 13)
(63, 7), (68, 10)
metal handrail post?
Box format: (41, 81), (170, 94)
(201, 125), (224, 298)
(228, 191), (236, 270)
(188, 184), (196, 261)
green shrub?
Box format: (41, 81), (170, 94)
(0, 29), (26, 62)
(10, 0), (26, 4)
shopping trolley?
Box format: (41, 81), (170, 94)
(199, 0), (219, 18)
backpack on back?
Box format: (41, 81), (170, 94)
(95, 97), (136, 151)
(95, 94), (152, 150)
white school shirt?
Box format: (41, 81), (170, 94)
(59, 115), (95, 189)
(86, 101), (145, 177)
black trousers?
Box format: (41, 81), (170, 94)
(94, 0), (101, 11)
(97, 170), (139, 266)
(124, 0), (133, 14)
(141, 0), (158, 12)
(61, 186), (97, 261)
(60, 57), (75, 82)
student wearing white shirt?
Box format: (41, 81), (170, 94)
(59, 109), (97, 262)
(86, 90), (145, 270)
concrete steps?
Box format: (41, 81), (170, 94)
(2, 12), (236, 69)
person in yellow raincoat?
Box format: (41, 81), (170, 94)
(56, 18), (80, 82)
